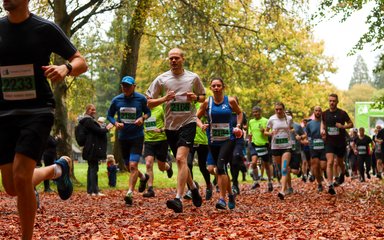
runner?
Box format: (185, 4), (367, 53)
(146, 48), (204, 213)
(248, 106), (273, 192)
(352, 127), (374, 182)
(320, 93), (353, 195)
(265, 102), (294, 200)
(142, 104), (173, 198)
(305, 106), (327, 192)
(107, 76), (151, 205)
(196, 77), (243, 209)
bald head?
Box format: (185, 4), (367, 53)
(168, 48), (185, 74)
(313, 106), (322, 120)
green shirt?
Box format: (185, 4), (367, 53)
(248, 117), (269, 146)
(194, 102), (208, 145)
(144, 105), (167, 142)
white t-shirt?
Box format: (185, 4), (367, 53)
(146, 70), (205, 130)
(267, 114), (293, 150)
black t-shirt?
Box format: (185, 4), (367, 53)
(0, 13), (77, 111)
(322, 108), (351, 146)
(354, 135), (372, 156)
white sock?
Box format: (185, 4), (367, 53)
(126, 190), (133, 196)
(52, 164), (62, 180)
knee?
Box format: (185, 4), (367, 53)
(207, 166), (215, 174)
(158, 162), (166, 171)
(146, 161), (153, 171)
(129, 165), (138, 173)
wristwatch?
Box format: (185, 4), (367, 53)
(65, 63), (73, 76)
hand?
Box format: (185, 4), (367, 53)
(134, 117), (144, 126)
(201, 124), (209, 131)
(165, 90), (176, 101)
(335, 122), (343, 129)
(42, 65), (68, 83)
(233, 127), (243, 138)
(115, 122), (124, 130)
(321, 129), (326, 140)
(106, 123), (114, 130)
(186, 92), (197, 102)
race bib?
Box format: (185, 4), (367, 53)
(120, 107), (136, 124)
(144, 117), (157, 131)
(313, 139), (324, 150)
(327, 127), (339, 136)
(357, 145), (367, 155)
(211, 123), (230, 141)
(1, 64), (36, 100)
(255, 147), (268, 156)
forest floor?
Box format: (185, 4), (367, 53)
(1, 177), (384, 239)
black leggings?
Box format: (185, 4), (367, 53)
(358, 155), (371, 179)
(210, 140), (235, 175)
(188, 144), (211, 186)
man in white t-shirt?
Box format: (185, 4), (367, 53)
(146, 48), (206, 213)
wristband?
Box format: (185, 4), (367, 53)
(65, 63), (73, 76)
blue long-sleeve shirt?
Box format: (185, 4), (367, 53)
(107, 92), (151, 140)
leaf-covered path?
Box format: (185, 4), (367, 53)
(1, 178), (384, 239)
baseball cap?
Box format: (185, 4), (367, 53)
(121, 76), (135, 85)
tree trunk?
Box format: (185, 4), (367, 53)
(113, 0), (153, 169)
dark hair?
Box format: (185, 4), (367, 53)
(210, 77), (225, 87)
(329, 93), (338, 101)
(252, 106), (261, 112)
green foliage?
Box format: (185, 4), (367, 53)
(344, 83), (377, 118)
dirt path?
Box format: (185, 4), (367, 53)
(1, 178), (383, 239)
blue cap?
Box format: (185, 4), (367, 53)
(121, 76), (135, 85)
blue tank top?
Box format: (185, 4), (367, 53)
(206, 96), (234, 145)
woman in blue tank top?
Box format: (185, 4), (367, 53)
(196, 77), (243, 210)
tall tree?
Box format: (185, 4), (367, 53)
(349, 55), (372, 89)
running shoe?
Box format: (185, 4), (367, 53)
(286, 187), (294, 195)
(251, 182), (260, 189)
(302, 175), (307, 183)
(205, 187), (213, 201)
(328, 184), (336, 195)
(54, 157), (73, 200)
(309, 174), (315, 182)
(317, 184), (323, 192)
(166, 198), (183, 213)
(267, 182), (273, 192)
(337, 173), (345, 185)
(138, 173), (149, 193)
(228, 194), (236, 210)
(367, 172), (371, 179)
(277, 192), (285, 200)
(143, 188), (155, 198)
(167, 161), (173, 178)
(232, 184), (240, 195)
(215, 198), (226, 209)
(184, 190), (192, 200)
(377, 173), (382, 179)
(124, 193), (133, 205)
(191, 182), (202, 207)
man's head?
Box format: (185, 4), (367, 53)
(252, 106), (262, 119)
(313, 106), (322, 119)
(168, 48), (185, 74)
(85, 104), (96, 118)
(328, 93), (338, 110)
(3, 0), (28, 12)
(359, 127), (365, 136)
(120, 76), (136, 96)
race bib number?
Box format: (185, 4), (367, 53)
(1, 64), (36, 100)
(275, 136), (289, 145)
(211, 123), (230, 141)
(327, 127), (339, 136)
(120, 107), (136, 124)
(144, 117), (157, 131)
(357, 145), (367, 155)
(255, 147), (268, 156)
(291, 139), (296, 151)
(313, 139), (324, 150)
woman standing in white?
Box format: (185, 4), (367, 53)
(264, 102), (293, 200)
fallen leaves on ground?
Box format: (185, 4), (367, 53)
(1, 178), (384, 239)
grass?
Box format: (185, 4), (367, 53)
(40, 162), (212, 192)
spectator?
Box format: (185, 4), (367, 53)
(107, 154), (118, 187)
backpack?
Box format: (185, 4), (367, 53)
(75, 122), (87, 147)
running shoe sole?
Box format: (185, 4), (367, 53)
(166, 199), (183, 213)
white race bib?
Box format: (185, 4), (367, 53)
(211, 123), (230, 141)
(120, 107), (136, 124)
(1, 64), (36, 100)
(144, 117), (157, 131)
(327, 127), (339, 136)
(313, 139), (324, 150)
(357, 145), (367, 155)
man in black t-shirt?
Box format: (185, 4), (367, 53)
(352, 127), (374, 182)
(320, 93), (353, 195)
(0, 1), (87, 239)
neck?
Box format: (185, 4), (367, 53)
(171, 68), (184, 75)
(213, 93), (224, 103)
(8, 7), (30, 24)
(330, 107), (337, 112)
